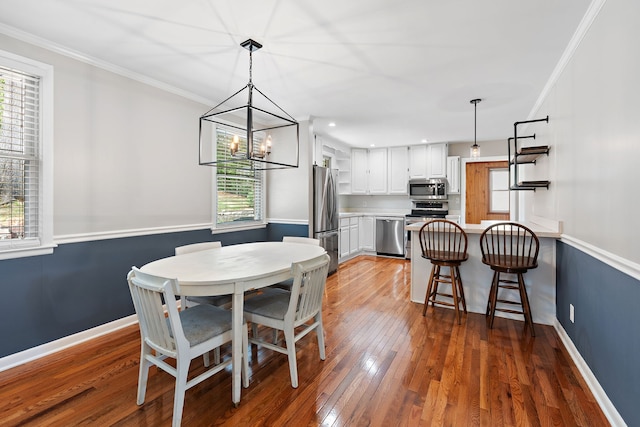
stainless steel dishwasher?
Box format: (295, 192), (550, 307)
(375, 217), (405, 257)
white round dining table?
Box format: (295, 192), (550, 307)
(140, 241), (326, 405)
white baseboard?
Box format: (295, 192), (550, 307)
(0, 314), (138, 373)
(0, 299), (185, 373)
(553, 320), (626, 427)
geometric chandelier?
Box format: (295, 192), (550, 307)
(199, 39), (299, 170)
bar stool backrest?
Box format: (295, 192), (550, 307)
(479, 222), (539, 270)
(418, 219), (468, 262)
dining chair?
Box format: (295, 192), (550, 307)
(479, 222), (540, 336)
(175, 241), (231, 310)
(127, 267), (249, 427)
(243, 254), (330, 388)
(282, 236), (321, 245)
(270, 236), (321, 292)
(419, 219), (469, 324)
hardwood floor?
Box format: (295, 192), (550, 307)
(0, 256), (609, 426)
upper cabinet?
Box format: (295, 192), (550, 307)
(446, 155), (460, 194)
(368, 148), (388, 194)
(408, 145), (428, 178)
(427, 143), (448, 178)
(351, 148), (368, 194)
(351, 148), (388, 194)
(347, 143), (447, 195)
(388, 146), (409, 194)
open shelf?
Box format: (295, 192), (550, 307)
(508, 116), (550, 191)
(510, 145), (550, 164)
(511, 180), (550, 191)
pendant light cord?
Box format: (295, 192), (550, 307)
(470, 98), (481, 147)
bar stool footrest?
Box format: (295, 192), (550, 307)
(493, 307), (525, 316)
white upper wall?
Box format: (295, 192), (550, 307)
(0, 31), (328, 238)
(265, 120), (312, 224)
(0, 33), (213, 237)
(528, 0), (640, 264)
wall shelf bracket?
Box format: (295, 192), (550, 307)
(509, 116), (550, 191)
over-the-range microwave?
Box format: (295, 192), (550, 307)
(408, 178), (447, 200)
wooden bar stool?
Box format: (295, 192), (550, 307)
(419, 220), (469, 324)
(479, 222), (539, 336)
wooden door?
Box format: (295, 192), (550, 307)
(465, 161), (510, 224)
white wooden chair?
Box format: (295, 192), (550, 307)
(282, 236), (320, 245)
(243, 254), (330, 388)
(127, 267), (248, 427)
(270, 236), (320, 291)
(175, 241), (231, 310)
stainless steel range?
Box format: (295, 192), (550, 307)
(404, 200), (449, 259)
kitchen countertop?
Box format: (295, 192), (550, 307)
(339, 211), (408, 218)
(408, 215), (562, 324)
(406, 216), (562, 239)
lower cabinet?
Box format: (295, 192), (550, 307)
(340, 218), (350, 258)
(339, 215), (376, 262)
(349, 219), (359, 254)
(359, 216), (375, 251)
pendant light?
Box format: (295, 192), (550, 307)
(470, 98), (481, 158)
(199, 39), (299, 170)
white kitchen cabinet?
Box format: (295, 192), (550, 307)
(368, 148), (388, 194)
(351, 148), (387, 194)
(359, 216), (375, 251)
(339, 217), (350, 258)
(427, 143), (448, 178)
(351, 149), (368, 194)
(447, 155), (460, 194)
(349, 217), (359, 254)
(408, 145), (428, 178)
(388, 146), (409, 194)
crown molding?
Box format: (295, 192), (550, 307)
(0, 22), (213, 106)
(529, 0), (607, 118)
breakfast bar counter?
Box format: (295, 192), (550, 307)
(407, 218), (562, 325)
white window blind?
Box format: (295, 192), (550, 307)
(0, 66), (40, 243)
(215, 128), (264, 226)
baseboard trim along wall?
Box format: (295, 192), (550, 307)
(0, 297), (188, 373)
(0, 314), (138, 373)
(553, 320), (626, 427)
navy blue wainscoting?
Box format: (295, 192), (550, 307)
(556, 241), (640, 426)
(0, 227), (270, 358)
(266, 223), (310, 242)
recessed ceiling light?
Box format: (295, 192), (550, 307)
(328, 122), (336, 127)
(370, 144), (375, 147)
(421, 139), (427, 143)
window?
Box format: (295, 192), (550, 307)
(214, 127), (264, 228)
(489, 168), (509, 213)
(0, 51), (53, 259)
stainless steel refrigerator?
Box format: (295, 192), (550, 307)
(313, 165), (339, 274)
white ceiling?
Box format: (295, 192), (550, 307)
(0, 0), (591, 148)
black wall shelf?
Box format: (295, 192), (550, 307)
(509, 116), (550, 191)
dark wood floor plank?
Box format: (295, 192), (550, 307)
(0, 255), (611, 426)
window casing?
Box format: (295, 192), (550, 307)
(489, 168), (510, 213)
(213, 127), (265, 229)
(0, 50), (53, 259)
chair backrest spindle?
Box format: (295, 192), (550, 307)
(419, 219), (468, 262)
(287, 254), (330, 325)
(480, 223), (539, 270)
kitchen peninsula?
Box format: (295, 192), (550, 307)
(407, 217), (562, 324)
